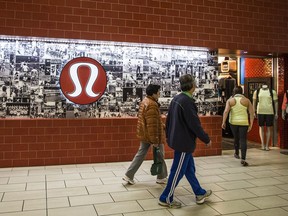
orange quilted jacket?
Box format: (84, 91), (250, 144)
(136, 96), (164, 144)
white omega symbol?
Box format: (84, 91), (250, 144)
(67, 62), (100, 98)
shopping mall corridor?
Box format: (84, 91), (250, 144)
(1, 147), (288, 216)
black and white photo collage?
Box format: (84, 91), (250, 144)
(0, 37), (219, 118)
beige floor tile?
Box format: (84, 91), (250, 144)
(111, 190), (154, 202)
(0, 178), (8, 184)
(62, 167), (95, 174)
(0, 201), (23, 213)
(23, 198), (46, 211)
(220, 167), (253, 174)
(87, 184), (127, 194)
(26, 182), (45, 191)
(47, 187), (87, 198)
(246, 185), (287, 196)
(220, 214), (247, 216)
(0, 171), (28, 178)
(197, 175), (226, 184)
(276, 184), (288, 192)
(245, 208), (288, 216)
(8, 176), (45, 184)
(0, 210), (46, 216)
(47, 181), (66, 189)
(246, 195), (288, 209)
(247, 177), (284, 187)
(218, 173), (254, 181)
(188, 183), (225, 193)
(272, 169), (288, 176)
(94, 201), (143, 215)
(3, 190), (45, 201)
(124, 209), (171, 216)
(197, 169), (228, 176)
(124, 182), (162, 191)
(65, 178), (102, 187)
(0, 184), (26, 193)
(46, 173), (81, 181)
(47, 197), (70, 209)
(81, 171), (115, 179)
(245, 170), (281, 178)
(216, 180), (255, 190)
(214, 189), (257, 201)
(69, 194), (113, 206)
(177, 194), (219, 205)
(278, 193), (288, 201)
(275, 176), (288, 183)
(28, 168), (62, 176)
(100, 176), (126, 185)
(134, 198), (165, 211)
(48, 205), (97, 216)
(210, 200), (258, 214)
(168, 204), (220, 216)
(198, 163), (230, 169)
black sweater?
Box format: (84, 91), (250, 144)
(166, 93), (210, 153)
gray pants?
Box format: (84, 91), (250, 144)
(125, 141), (168, 180)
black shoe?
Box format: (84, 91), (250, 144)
(234, 154), (240, 159)
(241, 160), (249, 166)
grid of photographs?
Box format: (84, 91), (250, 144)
(0, 37), (219, 118)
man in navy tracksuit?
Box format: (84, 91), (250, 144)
(159, 74), (212, 208)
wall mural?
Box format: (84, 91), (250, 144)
(0, 37), (219, 118)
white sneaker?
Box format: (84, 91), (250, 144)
(156, 178), (167, 184)
(196, 190), (212, 204)
(122, 175), (135, 185)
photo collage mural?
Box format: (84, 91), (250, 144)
(0, 37), (219, 118)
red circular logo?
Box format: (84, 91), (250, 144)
(60, 57), (107, 105)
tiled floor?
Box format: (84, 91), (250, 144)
(1, 147), (288, 216)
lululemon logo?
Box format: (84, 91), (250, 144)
(60, 57), (107, 105)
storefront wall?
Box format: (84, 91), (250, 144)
(0, 1), (288, 167)
(0, 116), (222, 167)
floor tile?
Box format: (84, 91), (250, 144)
(247, 177), (284, 187)
(23, 199), (46, 211)
(111, 190), (154, 202)
(94, 201), (143, 215)
(87, 184), (127, 194)
(124, 209), (171, 216)
(3, 190), (45, 201)
(69, 194), (113, 206)
(168, 204), (220, 216)
(47, 187), (87, 198)
(0, 184), (26, 193)
(214, 189), (257, 201)
(0, 210), (46, 216)
(65, 178), (102, 187)
(0, 178), (8, 184)
(210, 200), (258, 214)
(246, 185), (287, 196)
(216, 180), (255, 190)
(246, 195), (288, 209)
(47, 197), (70, 209)
(245, 207), (288, 216)
(48, 205), (97, 216)
(0, 201), (23, 213)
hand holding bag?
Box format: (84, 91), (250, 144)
(150, 146), (162, 176)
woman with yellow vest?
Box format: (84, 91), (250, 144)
(222, 86), (254, 166)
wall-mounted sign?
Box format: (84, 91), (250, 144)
(59, 57), (107, 105)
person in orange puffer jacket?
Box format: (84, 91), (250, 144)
(123, 84), (168, 185)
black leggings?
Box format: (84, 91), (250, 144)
(230, 124), (248, 160)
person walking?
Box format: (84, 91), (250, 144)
(159, 74), (212, 208)
(123, 84), (168, 185)
(222, 86), (254, 166)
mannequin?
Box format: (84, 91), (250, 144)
(252, 84), (278, 150)
(281, 90), (288, 120)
